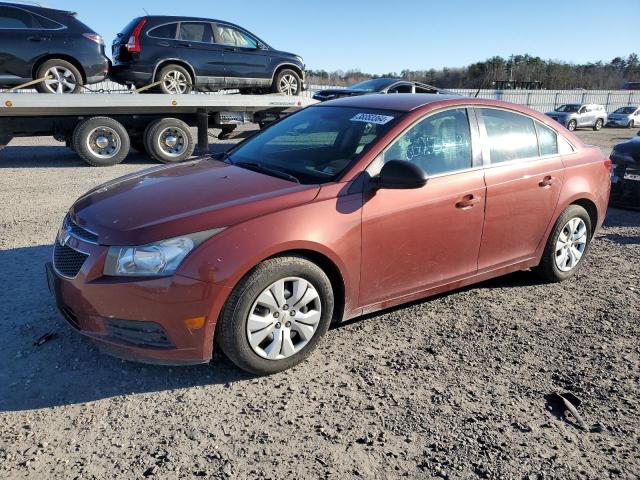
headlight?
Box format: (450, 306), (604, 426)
(104, 228), (225, 277)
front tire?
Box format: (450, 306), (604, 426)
(567, 120), (577, 131)
(271, 69), (302, 96)
(35, 59), (83, 94)
(157, 65), (193, 95)
(536, 205), (592, 283)
(216, 256), (334, 375)
(593, 119), (603, 131)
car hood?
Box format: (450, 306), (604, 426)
(70, 159), (320, 246)
(611, 137), (640, 164)
(609, 114), (631, 119)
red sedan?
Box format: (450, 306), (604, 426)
(47, 95), (611, 374)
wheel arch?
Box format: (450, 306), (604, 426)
(571, 198), (598, 238)
(271, 63), (304, 84)
(153, 59), (197, 84)
(32, 54), (87, 82)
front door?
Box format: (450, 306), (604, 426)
(476, 108), (564, 270)
(213, 23), (270, 89)
(360, 107), (486, 309)
(176, 22), (225, 87)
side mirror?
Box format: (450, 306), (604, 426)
(375, 160), (428, 190)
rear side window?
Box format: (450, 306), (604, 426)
(481, 108), (538, 163)
(383, 108), (473, 175)
(179, 22), (213, 43)
(148, 23), (177, 39)
(0, 6), (37, 28)
(535, 121), (558, 156)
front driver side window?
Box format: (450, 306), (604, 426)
(382, 108), (473, 176)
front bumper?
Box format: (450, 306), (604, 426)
(607, 118), (631, 127)
(45, 238), (231, 365)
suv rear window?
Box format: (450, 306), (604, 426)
(148, 23), (177, 39)
(0, 6), (37, 28)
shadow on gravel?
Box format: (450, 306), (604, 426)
(0, 143), (231, 168)
(0, 245), (252, 413)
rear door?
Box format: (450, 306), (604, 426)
(0, 6), (50, 83)
(476, 108), (564, 271)
(213, 23), (270, 88)
(176, 22), (225, 87)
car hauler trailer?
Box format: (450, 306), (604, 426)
(0, 93), (317, 166)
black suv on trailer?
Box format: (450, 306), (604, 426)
(111, 16), (306, 95)
(0, 2), (109, 93)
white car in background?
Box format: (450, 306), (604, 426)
(607, 106), (640, 128)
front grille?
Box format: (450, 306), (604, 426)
(53, 242), (89, 278)
(104, 319), (174, 349)
(64, 215), (99, 243)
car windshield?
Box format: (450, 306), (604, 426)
(349, 79), (396, 92)
(614, 107), (637, 114)
(555, 104), (581, 113)
(226, 106), (403, 184)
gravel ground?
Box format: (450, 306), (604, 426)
(0, 127), (638, 480)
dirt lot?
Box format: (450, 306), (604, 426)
(0, 127), (638, 480)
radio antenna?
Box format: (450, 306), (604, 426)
(142, 7), (150, 15)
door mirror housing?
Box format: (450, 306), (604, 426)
(375, 160), (428, 190)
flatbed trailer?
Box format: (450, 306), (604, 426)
(0, 93), (317, 166)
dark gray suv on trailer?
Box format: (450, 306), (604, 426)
(111, 16), (306, 95)
(0, 2), (109, 93)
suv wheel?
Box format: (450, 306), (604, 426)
(272, 69), (301, 96)
(35, 60), (83, 94)
(567, 120), (577, 131)
(593, 119), (603, 131)
(216, 256), (334, 375)
(157, 65), (193, 95)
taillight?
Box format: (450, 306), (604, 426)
(604, 158), (612, 173)
(82, 33), (104, 45)
(126, 18), (147, 53)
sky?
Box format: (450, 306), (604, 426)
(48, 0), (638, 74)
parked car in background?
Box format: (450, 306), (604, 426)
(606, 106), (640, 128)
(610, 136), (640, 209)
(313, 78), (452, 101)
(545, 104), (608, 131)
(111, 16), (306, 95)
(0, 2), (109, 93)
(47, 94), (611, 374)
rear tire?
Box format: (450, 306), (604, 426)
(567, 120), (577, 131)
(593, 119), (603, 131)
(271, 69), (301, 96)
(35, 59), (83, 94)
(536, 205), (592, 283)
(628, 120), (635, 129)
(156, 65), (193, 95)
(216, 256), (334, 375)
(144, 118), (195, 163)
(72, 117), (130, 167)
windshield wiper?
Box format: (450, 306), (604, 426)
(232, 161), (300, 184)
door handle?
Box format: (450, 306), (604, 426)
(456, 194), (481, 210)
(224, 46), (238, 52)
(27, 36), (44, 42)
(539, 176), (557, 188)
(178, 42), (192, 48)
(158, 41), (171, 47)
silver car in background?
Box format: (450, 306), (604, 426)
(607, 106), (640, 128)
(545, 104), (608, 131)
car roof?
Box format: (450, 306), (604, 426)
(0, 1), (72, 14)
(316, 93), (467, 112)
(144, 15), (239, 25)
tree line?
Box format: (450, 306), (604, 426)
(307, 54), (640, 90)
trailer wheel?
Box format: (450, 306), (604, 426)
(73, 117), (130, 167)
(145, 118), (195, 163)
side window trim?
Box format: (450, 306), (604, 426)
(0, 5), (65, 30)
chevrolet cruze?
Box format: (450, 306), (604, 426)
(47, 95), (611, 375)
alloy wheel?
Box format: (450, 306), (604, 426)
(555, 217), (588, 272)
(278, 74), (299, 96)
(246, 277), (322, 360)
(162, 70), (189, 94)
(44, 66), (78, 94)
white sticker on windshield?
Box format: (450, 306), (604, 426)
(350, 113), (395, 125)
